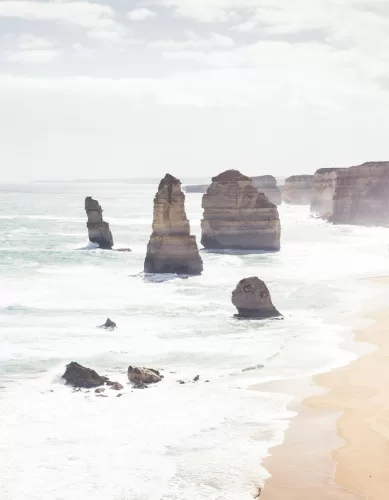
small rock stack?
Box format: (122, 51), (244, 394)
(85, 197), (113, 249)
(232, 277), (281, 319)
(144, 174), (203, 275)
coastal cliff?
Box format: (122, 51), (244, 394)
(85, 197), (113, 249)
(144, 174), (203, 274)
(282, 175), (313, 205)
(251, 175), (281, 205)
(310, 168), (343, 218)
(201, 169), (281, 251)
(330, 162), (389, 226)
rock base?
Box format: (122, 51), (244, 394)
(144, 235), (203, 275)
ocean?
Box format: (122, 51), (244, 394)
(1, 180), (388, 500)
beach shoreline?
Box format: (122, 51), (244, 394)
(258, 276), (389, 499)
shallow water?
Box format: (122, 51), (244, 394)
(1, 181), (388, 499)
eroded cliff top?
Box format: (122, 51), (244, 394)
(285, 175), (314, 182)
(315, 168), (342, 175)
(347, 161), (389, 172)
(212, 170), (251, 182)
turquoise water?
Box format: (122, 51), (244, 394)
(1, 181), (388, 499)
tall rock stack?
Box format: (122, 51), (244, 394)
(201, 170), (281, 251)
(283, 175), (314, 205)
(330, 161), (389, 226)
(85, 197), (113, 249)
(144, 174), (203, 275)
(251, 175), (282, 205)
(310, 168), (344, 218)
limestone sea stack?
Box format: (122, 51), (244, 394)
(310, 168), (344, 218)
(282, 175), (314, 205)
(85, 197), (113, 249)
(232, 277), (281, 319)
(251, 175), (281, 205)
(330, 161), (389, 226)
(144, 174), (203, 274)
(201, 170), (281, 251)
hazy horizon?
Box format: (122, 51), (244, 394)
(1, 0), (388, 181)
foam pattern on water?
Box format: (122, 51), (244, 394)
(1, 182), (389, 499)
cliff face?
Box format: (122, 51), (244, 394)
(330, 162), (389, 226)
(144, 174), (203, 274)
(85, 197), (113, 249)
(282, 175), (313, 205)
(310, 168), (343, 218)
(251, 175), (281, 205)
(201, 170), (281, 251)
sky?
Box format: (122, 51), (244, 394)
(0, 0), (388, 181)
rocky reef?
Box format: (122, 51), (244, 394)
(251, 175), (282, 205)
(232, 277), (281, 319)
(144, 174), (203, 274)
(183, 184), (209, 193)
(85, 197), (113, 249)
(282, 175), (314, 205)
(201, 170), (281, 251)
(310, 168), (344, 218)
(330, 161), (389, 226)
(62, 362), (108, 388)
(127, 366), (163, 386)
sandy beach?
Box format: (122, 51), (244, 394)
(260, 277), (389, 500)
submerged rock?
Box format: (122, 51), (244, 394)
(330, 161), (389, 226)
(251, 175), (282, 205)
(201, 170), (281, 251)
(282, 175), (314, 205)
(232, 277), (281, 319)
(62, 362), (107, 388)
(144, 173), (203, 275)
(98, 318), (116, 330)
(85, 197), (113, 249)
(127, 366), (163, 385)
(109, 382), (124, 391)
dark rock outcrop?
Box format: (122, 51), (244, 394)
(251, 175), (281, 205)
(144, 174), (203, 275)
(127, 366), (163, 385)
(282, 175), (314, 205)
(232, 277), (281, 319)
(85, 197), (113, 249)
(330, 162), (389, 225)
(62, 362), (107, 388)
(201, 170), (281, 251)
(98, 318), (116, 330)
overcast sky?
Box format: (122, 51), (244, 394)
(0, 0), (388, 181)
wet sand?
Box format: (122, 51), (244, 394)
(259, 278), (389, 499)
